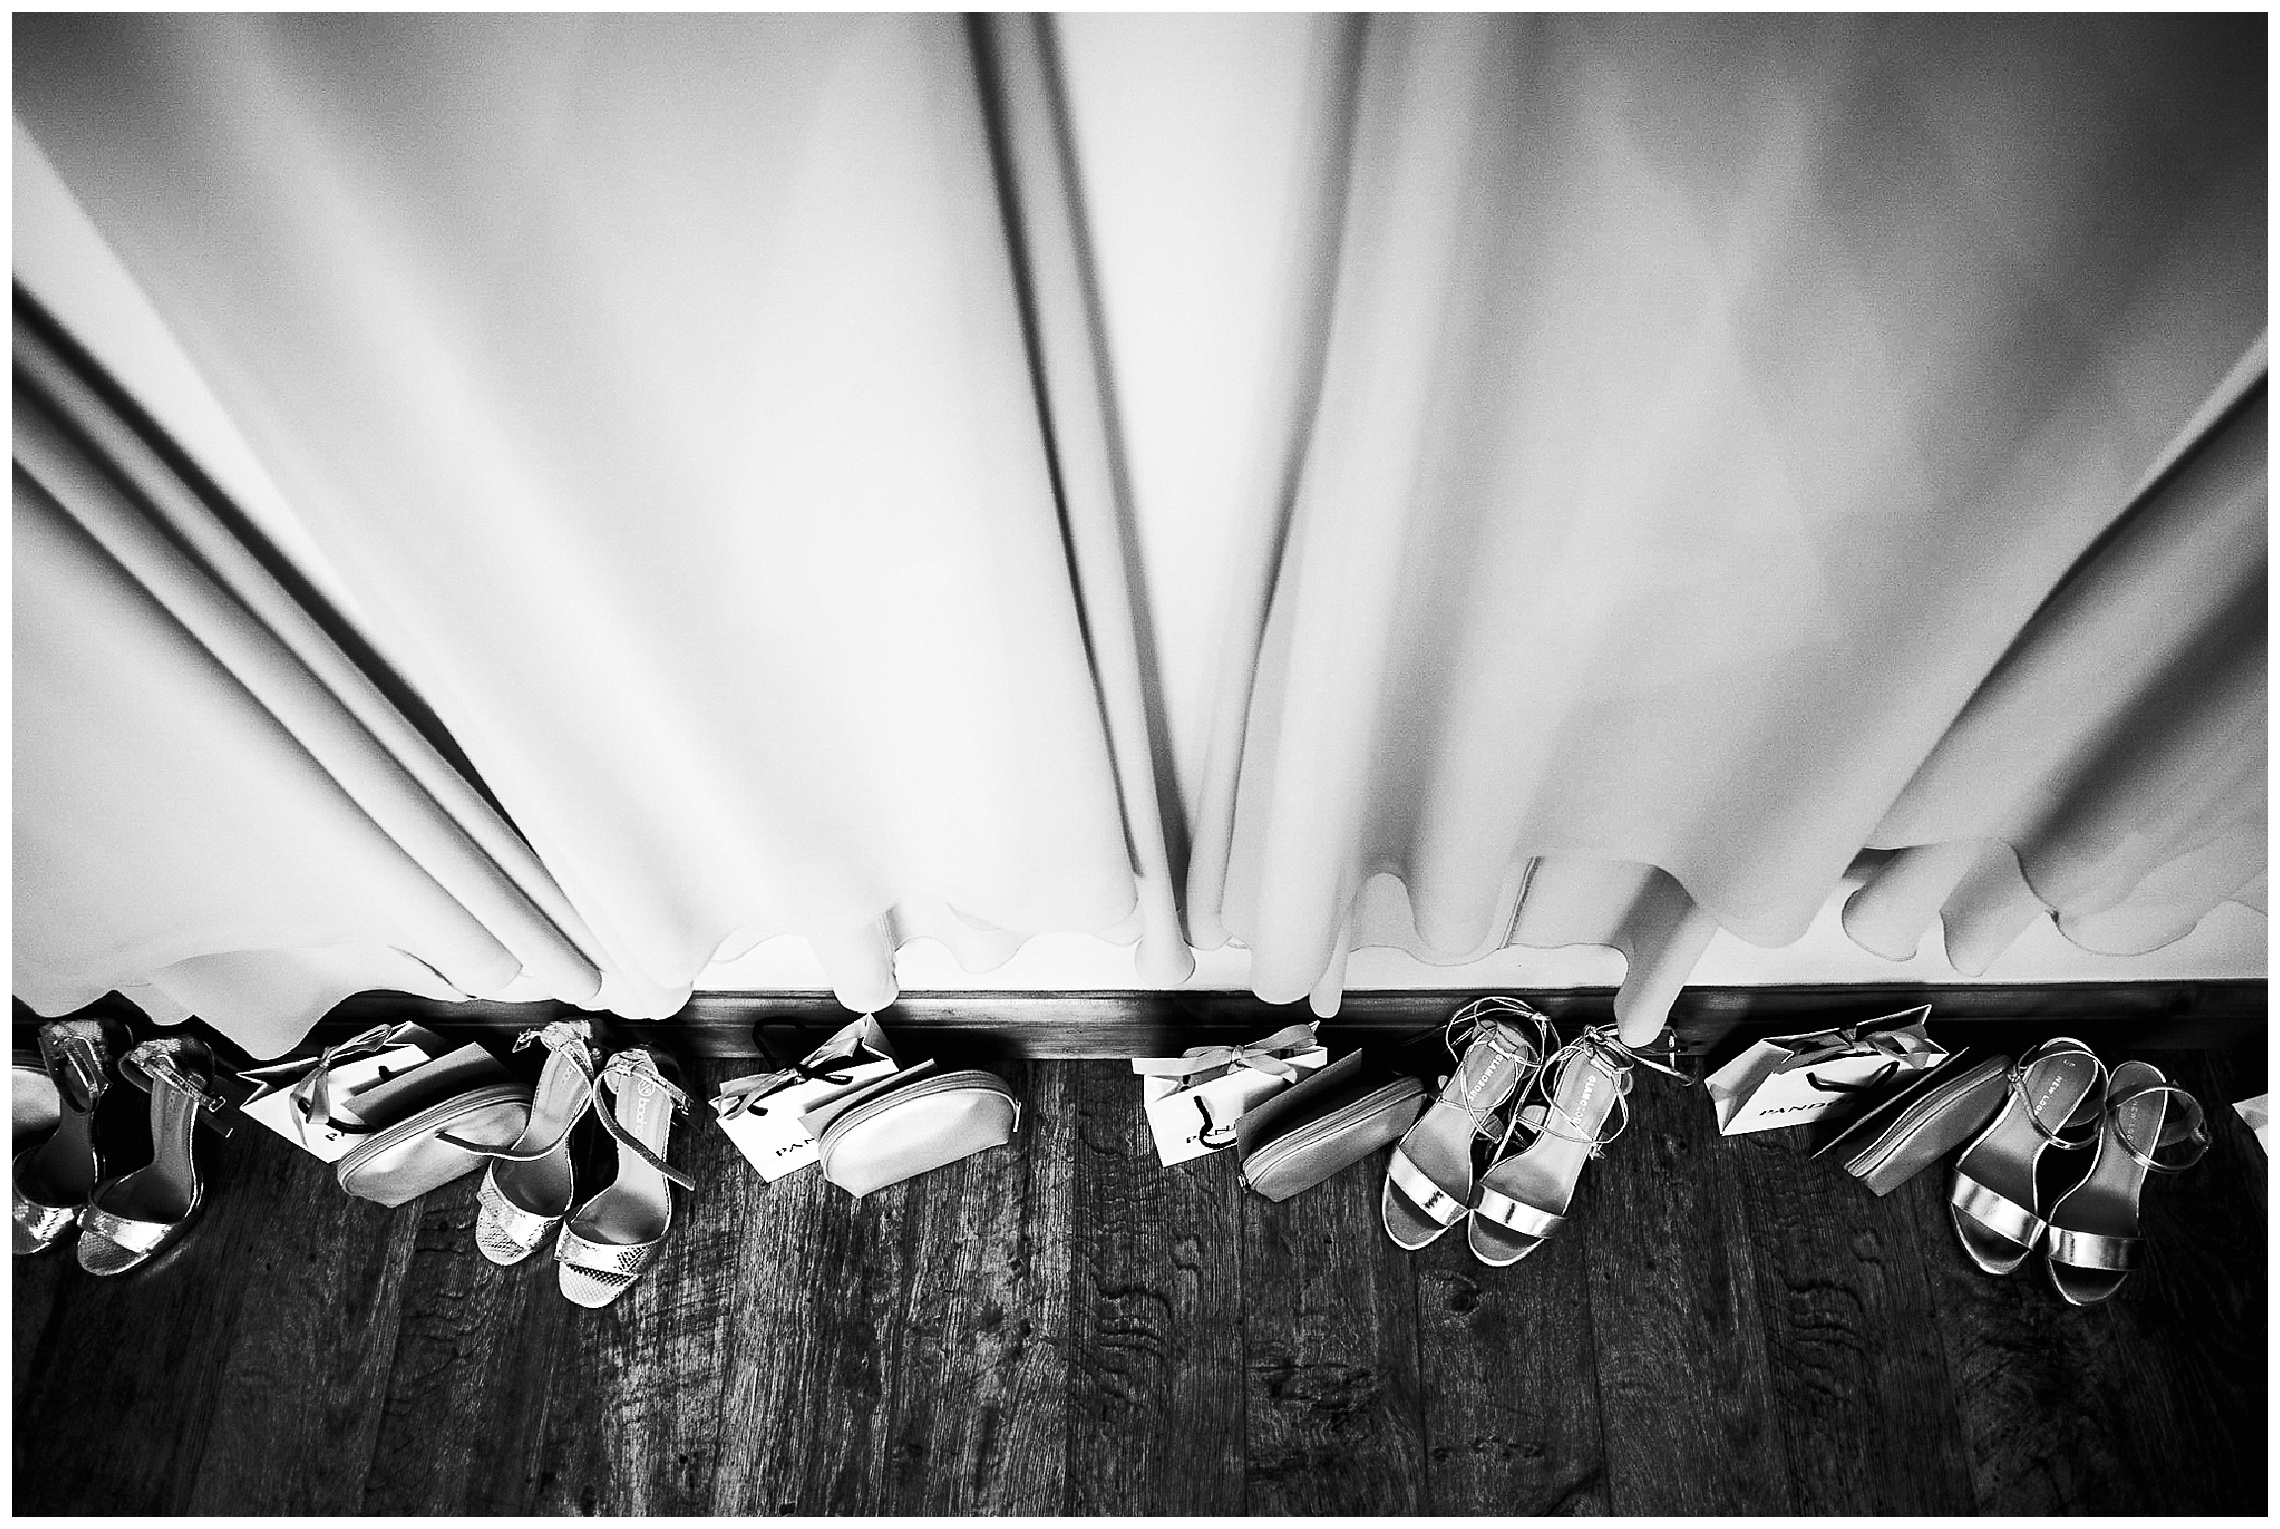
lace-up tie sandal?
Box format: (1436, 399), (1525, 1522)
(446, 1019), (601, 1266)
(1947, 1036), (2105, 1275)
(556, 1048), (696, 1308)
(1381, 999), (1553, 1251)
(1468, 1025), (1635, 1267)
(2041, 1061), (2209, 1307)
(77, 1037), (233, 1277)
(12, 1020), (115, 1255)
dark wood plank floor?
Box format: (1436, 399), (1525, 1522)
(12, 1048), (2266, 1515)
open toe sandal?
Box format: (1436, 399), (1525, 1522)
(78, 1037), (232, 1276)
(457, 1019), (602, 1266)
(1948, 1036), (2104, 1276)
(556, 1047), (696, 1308)
(1381, 998), (1552, 1252)
(13, 1019), (115, 1255)
(1468, 1025), (1634, 1267)
(2042, 1061), (2209, 1306)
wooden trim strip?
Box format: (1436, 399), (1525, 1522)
(283, 981), (2267, 1060)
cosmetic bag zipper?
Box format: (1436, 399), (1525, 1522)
(335, 1082), (530, 1179)
(1850, 1061), (2003, 1179)
(1245, 1084), (1417, 1180)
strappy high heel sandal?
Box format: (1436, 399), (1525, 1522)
(2041, 1061), (2210, 1307)
(556, 1048), (697, 1308)
(1468, 1025), (1635, 1268)
(1948, 1036), (2105, 1275)
(13, 1019), (115, 1254)
(1381, 998), (1554, 1252)
(457, 1019), (602, 1266)
(77, 1037), (233, 1276)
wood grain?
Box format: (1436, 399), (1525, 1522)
(874, 1058), (1075, 1515)
(1583, 1065), (1795, 1514)
(11, 1053), (2267, 1516)
(521, 1059), (751, 1515)
(1243, 1145), (1428, 1515)
(1062, 1059), (1245, 1514)
(182, 1143), (418, 1514)
(361, 1175), (577, 1513)
(12, 1114), (269, 1513)
(1412, 1172), (1611, 1515)
(1727, 1124), (1976, 1514)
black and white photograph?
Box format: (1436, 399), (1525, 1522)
(10, 8), (2267, 1518)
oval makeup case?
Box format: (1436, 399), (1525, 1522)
(806, 1060), (1019, 1198)
(1235, 1047), (1429, 1203)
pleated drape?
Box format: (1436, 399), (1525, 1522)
(13, 14), (2266, 1055)
(1176, 15), (2265, 1040)
(14, 15), (1173, 1054)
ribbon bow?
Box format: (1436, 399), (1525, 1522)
(1776, 1011), (1931, 1074)
(716, 1043), (888, 1121)
(1130, 1022), (1321, 1086)
(240, 1023), (426, 1146)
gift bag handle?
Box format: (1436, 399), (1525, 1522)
(1805, 1061), (1901, 1096)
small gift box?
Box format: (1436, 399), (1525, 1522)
(237, 1022), (447, 1161)
(713, 1014), (899, 1181)
(1132, 1021), (1330, 1166)
(1704, 1005), (1945, 1136)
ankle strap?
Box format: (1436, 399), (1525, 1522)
(1510, 1026), (1635, 1156)
(38, 1022), (110, 1114)
(594, 1051), (696, 1190)
(2006, 1037), (2106, 1150)
(2107, 1080), (2210, 1174)
(126, 1040), (234, 1132)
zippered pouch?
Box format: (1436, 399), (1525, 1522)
(332, 1044), (531, 1207)
(805, 1060), (1019, 1198)
(1235, 1048), (1428, 1203)
(1813, 1047), (2010, 1196)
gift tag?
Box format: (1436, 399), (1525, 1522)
(714, 1015), (898, 1181)
(1138, 1045), (1329, 1166)
(239, 1044), (430, 1161)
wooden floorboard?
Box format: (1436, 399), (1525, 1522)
(1582, 1066), (1798, 1514)
(1062, 1059), (1246, 1515)
(1728, 1125), (1978, 1514)
(12, 1052), (2269, 1515)
(182, 1144), (417, 1515)
(1241, 1150), (1428, 1515)
(1412, 1211), (1611, 1514)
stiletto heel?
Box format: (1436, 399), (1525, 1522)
(556, 1048), (696, 1308)
(1467, 1025), (1634, 1267)
(1948, 1036), (2105, 1275)
(2042, 1062), (2209, 1307)
(456, 1019), (601, 1266)
(1381, 998), (1553, 1252)
(77, 1036), (232, 1276)
(13, 1019), (115, 1254)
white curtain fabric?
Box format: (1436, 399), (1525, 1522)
(14, 15), (1178, 1055)
(1144, 16), (2265, 1039)
(13, 14), (2266, 1056)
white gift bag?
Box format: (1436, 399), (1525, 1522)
(236, 1022), (445, 1161)
(1131, 1022), (1330, 1166)
(713, 1015), (899, 1181)
(1703, 1006), (1945, 1135)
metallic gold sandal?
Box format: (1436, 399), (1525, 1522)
(12, 1020), (114, 1255)
(1947, 1036), (2105, 1275)
(1380, 999), (1553, 1252)
(555, 1048), (695, 1309)
(1467, 1024), (1635, 1268)
(2041, 1061), (2209, 1307)
(77, 1037), (232, 1277)
(452, 1019), (602, 1266)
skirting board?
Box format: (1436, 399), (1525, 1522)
(270, 980), (2267, 1062)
